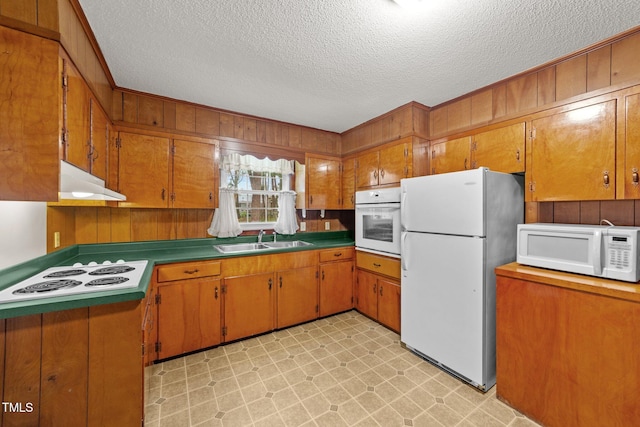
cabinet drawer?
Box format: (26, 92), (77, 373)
(356, 251), (400, 280)
(157, 260), (221, 282)
(319, 247), (354, 263)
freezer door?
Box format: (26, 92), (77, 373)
(401, 232), (489, 387)
(401, 168), (486, 237)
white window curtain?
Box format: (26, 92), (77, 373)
(274, 191), (299, 235)
(221, 153), (294, 175)
(207, 188), (242, 237)
(208, 154), (297, 237)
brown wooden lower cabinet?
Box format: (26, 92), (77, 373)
(355, 251), (401, 333)
(0, 300), (143, 427)
(319, 247), (355, 317)
(223, 272), (275, 342)
(495, 263), (640, 427)
(276, 266), (319, 329)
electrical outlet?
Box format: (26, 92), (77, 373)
(54, 231), (61, 248)
(300, 222), (306, 231)
(325, 221), (331, 230)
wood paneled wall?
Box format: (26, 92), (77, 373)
(47, 207), (214, 251)
(430, 31), (640, 138)
(57, 0), (113, 115)
(526, 200), (640, 226)
(112, 90), (342, 156)
(46, 206), (353, 252)
(341, 102), (430, 154)
(0, 0), (58, 37)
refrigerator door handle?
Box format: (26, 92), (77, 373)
(400, 190), (408, 230)
(401, 232), (408, 271)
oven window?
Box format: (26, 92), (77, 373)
(363, 214), (394, 242)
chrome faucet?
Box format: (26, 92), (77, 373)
(258, 229), (265, 243)
(272, 231), (277, 242)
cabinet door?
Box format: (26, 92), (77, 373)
(276, 266), (318, 329)
(378, 142), (410, 186)
(223, 273), (274, 342)
(623, 93), (640, 198)
(89, 98), (110, 181)
(157, 278), (221, 360)
(356, 151), (380, 189)
(65, 62), (91, 172)
(472, 122), (525, 173)
(0, 27), (59, 201)
(377, 278), (400, 333)
(320, 260), (354, 317)
(342, 157), (356, 209)
(307, 156), (341, 209)
(356, 269), (378, 320)
(172, 139), (218, 208)
(529, 100), (616, 201)
(117, 132), (170, 208)
(431, 136), (471, 174)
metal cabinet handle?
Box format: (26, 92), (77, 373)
(184, 269), (199, 274)
(373, 284), (377, 293)
(209, 192), (213, 201)
(215, 286), (219, 299)
(161, 188), (166, 200)
(516, 149), (521, 161)
(603, 171), (610, 187)
(334, 253), (342, 257)
(380, 169), (385, 178)
(309, 195), (313, 205)
(373, 170), (378, 179)
(380, 286), (383, 296)
(464, 158), (468, 170)
(633, 168), (639, 185)
(322, 270), (325, 280)
(350, 195), (354, 204)
(268, 278), (273, 290)
(279, 276), (283, 288)
(373, 263), (381, 268)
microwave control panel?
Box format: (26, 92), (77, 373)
(606, 236), (632, 270)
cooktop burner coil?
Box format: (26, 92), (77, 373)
(88, 266), (135, 276)
(13, 279), (83, 294)
(85, 277), (130, 287)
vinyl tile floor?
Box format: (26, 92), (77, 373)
(144, 311), (541, 427)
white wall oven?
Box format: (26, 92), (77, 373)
(355, 187), (401, 258)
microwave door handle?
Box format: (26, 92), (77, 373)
(593, 230), (602, 275)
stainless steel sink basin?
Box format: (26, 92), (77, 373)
(214, 240), (313, 253)
(263, 240), (313, 249)
(214, 243), (270, 253)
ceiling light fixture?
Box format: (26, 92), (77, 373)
(392, 0), (424, 8)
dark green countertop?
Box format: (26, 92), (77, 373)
(0, 231), (354, 319)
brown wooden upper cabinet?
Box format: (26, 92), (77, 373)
(472, 122), (525, 174)
(306, 154), (342, 209)
(431, 136), (471, 175)
(430, 122), (526, 176)
(356, 138), (412, 189)
(527, 99), (616, 201)
(621, 90), (640, 199)
(341, 156), (356, 209)
(117, 132), (219, 208)
(0, 26), (59, 201)
(63, 59), (112, 182)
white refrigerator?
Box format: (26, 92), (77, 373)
(400, 168), (523, 391)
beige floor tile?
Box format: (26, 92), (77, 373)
(144, 311), (542, 427)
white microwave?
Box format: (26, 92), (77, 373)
(517, 223), (640, 282)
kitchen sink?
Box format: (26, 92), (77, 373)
(263, 240), (313, 249)
(214, 240), (313, 253)
(214, 243), (270, 253)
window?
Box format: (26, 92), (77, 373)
(220, 155), (294, 230)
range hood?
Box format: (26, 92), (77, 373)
(59, 160), (126, 201)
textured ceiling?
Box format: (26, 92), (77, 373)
(78, 0), (640, 133)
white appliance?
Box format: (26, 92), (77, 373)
(355, 187), (401, 258)
(517, 223), (640, 282)
(400, 168), (524, 390)
(0, 260), (148, 303)
(60, 160), (126, 201)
